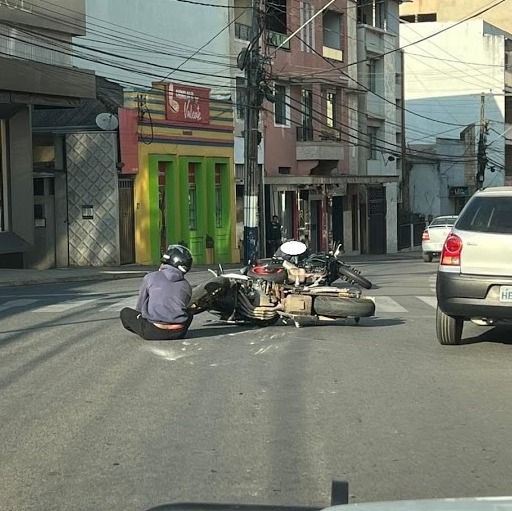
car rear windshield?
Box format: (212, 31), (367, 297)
(456, 196), (512, 234)
(430, 217), (457, 227)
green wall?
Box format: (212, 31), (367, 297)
(148, 155), (232, 265)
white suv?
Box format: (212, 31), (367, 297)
(436, 187), (512, 345)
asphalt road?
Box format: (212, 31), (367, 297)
(1, 259), (512, 511)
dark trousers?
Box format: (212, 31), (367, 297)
(267, 239), (280, 257)
(120, 308), (192, 341)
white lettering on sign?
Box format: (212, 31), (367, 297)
(184, 99), (202, 121)
(0, 0), (33, 12)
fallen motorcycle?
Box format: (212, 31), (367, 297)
(247, 240), (372, 290)
(188, 242), (375, 328)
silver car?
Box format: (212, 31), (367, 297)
(421, 215), (458, 262)
(436, 187), (512, 345)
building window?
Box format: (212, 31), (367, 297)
(326, 92), (336, 128)
(302, 89), (313, 128)
(357, 0), (386, 29)
(300, 2), (314, 53)
(188, 162), (198, 230)
(368, 127), (378, 160)
(266, 0), (287, 34)
(236, 76), (246, 120)
(375, 0), (385, 29)
(367, 59), (377, 92)
(400, 14), (415, 23)
(323, 11), (342, 50)
(274, 84), (289, 126)
(215, 164), (223, 228)
(33, 178), (45, 196)
(400, 13), (437, 23)
(278, 166), (291, 174)
(418, 13), (437, 22)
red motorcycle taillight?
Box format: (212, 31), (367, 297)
(440, 234), (462, 266)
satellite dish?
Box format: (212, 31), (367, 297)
(95, 113), (119, 131)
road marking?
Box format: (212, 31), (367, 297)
(99, 296), (138, 312)
(429, 274), (437, 293)
(417, 295), (437, 309)
(33, 299), (98, 313)
(0, 298), (38, 311)
(375, 296), (408, 313)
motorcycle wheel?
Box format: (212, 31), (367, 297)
(313, 296), (375, 318)
(338, 265), (372, 289)
(247, 265), (287, 283)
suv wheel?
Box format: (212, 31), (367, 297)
(422, 252), (433, 263)
(436, 306), (463, 345)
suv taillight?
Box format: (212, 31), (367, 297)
(440, 233), (462, 266)
(422, 230), (430, 241)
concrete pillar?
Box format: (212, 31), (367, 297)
(9, 106), (34, 245)
(386, 182), (398, 253)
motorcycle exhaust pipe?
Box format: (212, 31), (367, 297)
(237, 291), (281, 320)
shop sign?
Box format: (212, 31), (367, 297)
(165, 83), (210, 126)
(449, 186), (470, 198)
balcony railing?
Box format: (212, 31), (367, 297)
(266, 30), (290, 50)
(296, 126), (314, 142)
(235, 22), (253, 41)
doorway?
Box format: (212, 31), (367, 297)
(119, 179), (135, 265)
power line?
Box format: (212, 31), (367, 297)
(306, 0), (509, 77)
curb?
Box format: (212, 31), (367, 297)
(0, 271), (150, 288)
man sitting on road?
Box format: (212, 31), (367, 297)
(120, 244), (193, 341)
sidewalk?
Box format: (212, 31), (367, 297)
(0, 250), (421, 288)
(0, 263), (243, 288)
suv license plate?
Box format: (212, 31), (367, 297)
(499, 286), (512, 302)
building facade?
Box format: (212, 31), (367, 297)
(407, 126), (477, 219)
(356, 0), (405, 254)
(0, 0), (96, 268)
(257, 0), (404, 256)
(121, 83), (237, 266)
(400, 0), (512, 35)
(400, 20), (512, 194)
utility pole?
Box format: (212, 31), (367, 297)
(241, 0), (263, 264)
(476, 93), (488, 190)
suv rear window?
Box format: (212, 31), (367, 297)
(430, 217), (457, 227)
(456, 196), (512, 234)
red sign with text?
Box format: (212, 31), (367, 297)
(165, 83), (210, 126)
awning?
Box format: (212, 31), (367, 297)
(0, 56), (96, 103)
(264, 174), (399, 188)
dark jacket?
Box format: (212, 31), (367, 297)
(268, 221), (282, 241)
(136, 265), (192, 324)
